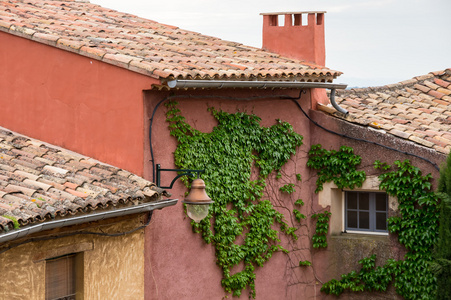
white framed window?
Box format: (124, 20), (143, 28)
(318, 176), (395, 236)
(345, 191), (388, 233)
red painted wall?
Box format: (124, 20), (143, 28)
(0, 31), (159, 175)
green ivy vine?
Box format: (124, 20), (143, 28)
(293, 199), (306, 223)
(279, 183), (295, 194)
(307, 144), (366, 249)
(165, 102), (303, 298)
(307, 145), (440, 299)
(307, 144), (366, 193)
(311, 211), (331, 248)
(307, 145), (366, 193)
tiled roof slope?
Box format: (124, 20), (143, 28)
(0, 0), (340, 84)
(0, 127), (165, 233)
(319, 69), (451, 155)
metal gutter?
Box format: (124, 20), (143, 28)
(167, 80), (347, 90)
(0, 199), (178, 244)
(167, 80), (349, 115)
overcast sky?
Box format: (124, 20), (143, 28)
(92, 0), (451, 87)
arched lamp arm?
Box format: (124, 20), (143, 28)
(156, 164), (204, 189)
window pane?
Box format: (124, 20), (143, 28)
(376, 193), (387, 211)
(347, 211), (357, 228)
(359, 193), (369, 210)
(347, 192), (357, 209)
(46, 254), (76, 300)
(359, 212), (369, 229)
(376, 212), (387, 230)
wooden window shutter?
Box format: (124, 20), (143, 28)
(45, 254), (76, 300)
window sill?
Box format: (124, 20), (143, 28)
(345, 230), (388, 236)
(331, 232), (390, 241)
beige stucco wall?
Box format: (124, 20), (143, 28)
(0, 216), (145, 300)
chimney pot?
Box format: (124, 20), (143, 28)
(260, 11), (326, 66)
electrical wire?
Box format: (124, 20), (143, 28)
(282, 91), (440, 171)
(149, 90), (440, 183)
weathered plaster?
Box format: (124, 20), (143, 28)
(0, 216), (145, 300)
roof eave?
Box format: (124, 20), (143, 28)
(0, 199), (178, 244)
(166, 79), (347, 90)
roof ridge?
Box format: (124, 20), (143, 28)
(337, 69), (449, 96)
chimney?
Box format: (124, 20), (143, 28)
(261, 12), (326, 66)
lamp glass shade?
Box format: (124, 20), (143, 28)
(183, 178), (213, 222)
(186, 204), (210, 223)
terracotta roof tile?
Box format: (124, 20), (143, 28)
(434, 78), (450, 88)
(0, 0), (341, 85)
(319, 69), (451, 155)
(0, 126), (165, 233)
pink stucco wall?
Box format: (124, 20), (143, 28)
(143, 89), (331, 299)
(0, 31), (159, 175)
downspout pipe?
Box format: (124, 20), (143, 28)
(329, 88), (349, 115)
(0, 199), (178, 244)
(167, 79), (349, 114)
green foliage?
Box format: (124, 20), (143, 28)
(321, 255), (399, 295)
(320, 159), (440, 299)
(279, 183), (295, 194)
(311, 211), (331, 248)
(293, 199), (305, 222)
(293, 209), (306, 223)
(374, 160), (391, 171)
(433, 152), (451, 299)
(307, 144), (366, 193)
(299, 260), (312, 266)
(3, 215), (20, 229)
(294, 199), (304, 206)
(166, 102), (303, 298)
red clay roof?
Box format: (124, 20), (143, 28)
(318, 69), (451, 155)
(0, 127), (166, 233)
(0, 0), (341, 85)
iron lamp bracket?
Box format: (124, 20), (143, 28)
(156, 164), (204, 189)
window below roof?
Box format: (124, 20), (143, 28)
(345, 191), (388, 233)
(45, 253), (83, 300)
(318, 176), (396, 237)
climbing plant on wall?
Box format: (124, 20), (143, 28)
(307, 144), (366, 193)
(165, 102), (303, 298)
(307, 145), (440, 299)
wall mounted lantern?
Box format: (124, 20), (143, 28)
(156, 164), (213, 222)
